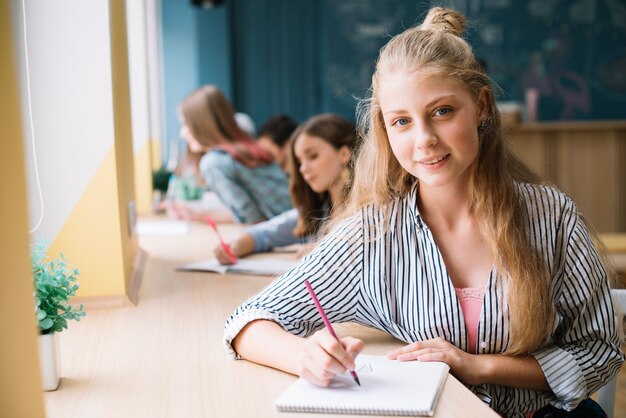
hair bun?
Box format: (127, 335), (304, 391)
(421, 7), (466, 36)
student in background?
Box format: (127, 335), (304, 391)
(256, 114), (298, 174)
(176, 85), (292, 224)
(166, 144), (205, 201)
(224, 7), (623, 418)
(160, 143), (236, 223)
(161, 109), (259, 222)
(214, 114), (355, 264)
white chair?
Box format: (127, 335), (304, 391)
(596, 288), (626, 418)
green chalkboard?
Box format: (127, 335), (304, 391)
(230, 0), (626, 125)
(320, 0), (626, 121)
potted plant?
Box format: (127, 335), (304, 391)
(31, 238), (85, 391)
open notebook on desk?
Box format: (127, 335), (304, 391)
(177, 258), (297, 276)
(275, 354), (449, 416)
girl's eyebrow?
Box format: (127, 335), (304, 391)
(425, 94), (457, 107)
(382, 110), (407, 116)
(382, 94), (459, 116)
(297, 148), (310, 155)
(295, 146), (316, 157)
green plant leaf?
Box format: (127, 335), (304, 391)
(40, 318), (54, 330)
(31, 237), (86, 334)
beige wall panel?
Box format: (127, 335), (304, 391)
(0, 0), (45, 414)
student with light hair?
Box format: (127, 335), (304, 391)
(176, 85), (291, 224)
(224, 7), (623, 417)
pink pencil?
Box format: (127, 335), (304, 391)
(304, 280), (360, 386)
(205, 215), (237, 264)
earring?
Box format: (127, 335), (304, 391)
(478, 119), (488, 131)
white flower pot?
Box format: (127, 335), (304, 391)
(38, 333), (60, 391)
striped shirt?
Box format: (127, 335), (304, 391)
(224, 182), (624, 417)
(201, 151), (292, 223)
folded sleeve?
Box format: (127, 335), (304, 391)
(245, 209), (306, 252)
(533, 205), (624, 410)
(223, 213), (365, 359)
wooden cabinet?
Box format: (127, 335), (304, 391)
(505, 121), (626, 233)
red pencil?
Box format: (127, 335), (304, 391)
(304, 279), (361, 386)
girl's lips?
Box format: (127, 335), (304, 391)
(419, 153), (450, 166)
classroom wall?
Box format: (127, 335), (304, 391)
(128, 0), (154, 215)
(231, 0), (320, 127)
(15, 0), (138, 300)
(127, 0), (165, 215)
(160, 0), (232, 166)
(0, 0), (45, 414)
(146, 0), (165, 172)
(160, 0), (626, 157)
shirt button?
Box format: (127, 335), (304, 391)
(480, 341), (487, 348)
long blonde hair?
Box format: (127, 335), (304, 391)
(179, 85), (273, 167)
(342, 7), (557, 354)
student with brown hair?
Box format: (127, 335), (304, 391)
(214, 113), (356, 264)
(256, 114), (298, 174)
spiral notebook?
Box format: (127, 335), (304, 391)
(274, 354), (449, 416)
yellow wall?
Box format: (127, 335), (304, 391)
(0, 0), (45, 414)
(49, 147), (126, 297)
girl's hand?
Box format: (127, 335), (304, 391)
(387, 337), (483, 385)
(214, 244), (236, 265)
(299, 329), (364, 387)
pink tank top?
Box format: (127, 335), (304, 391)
(454, 287), (485, 354)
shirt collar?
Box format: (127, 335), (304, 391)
(405, 181), (425, 231)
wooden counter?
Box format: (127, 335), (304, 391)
(506, 120), (626, 233)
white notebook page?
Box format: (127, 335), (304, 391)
(275, 354), (449, 416)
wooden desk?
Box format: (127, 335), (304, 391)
(44, 220), (497, 417)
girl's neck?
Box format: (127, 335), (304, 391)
(417, 181), (472, 229)
(328, 178), (346, 207)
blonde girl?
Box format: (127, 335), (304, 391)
(178, 85), (292, 224)
(224, 8), (623, 417)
